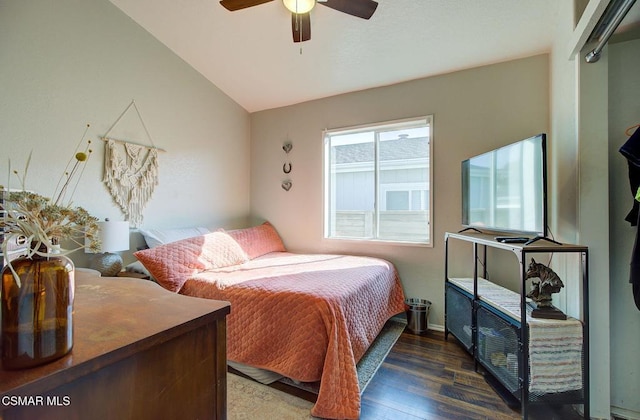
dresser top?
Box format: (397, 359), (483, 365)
(0, 272), (230, 396)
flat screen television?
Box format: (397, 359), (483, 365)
(461, 133), (547, 237)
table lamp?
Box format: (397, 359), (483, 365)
(88, 219), (130, 276)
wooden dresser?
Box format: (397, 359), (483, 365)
(0, 272), (230, 420)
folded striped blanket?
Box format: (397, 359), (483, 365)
(527, 317), (583, 393)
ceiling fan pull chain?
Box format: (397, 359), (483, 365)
(295, 12), (303, 49)
(299, 15), (303, 53)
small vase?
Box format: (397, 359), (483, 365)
(1, 247), (75, 369)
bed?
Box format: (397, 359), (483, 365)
(134, 222), (406, 419)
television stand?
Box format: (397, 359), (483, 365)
(523, 236), (561, 246)
(444, 231), (589, 419)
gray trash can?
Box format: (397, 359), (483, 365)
(405, 298), (431, 334)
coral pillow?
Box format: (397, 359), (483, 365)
(226, 222), (286, 259)
(134, 231), (248, 292)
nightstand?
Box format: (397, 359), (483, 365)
(76, 267), (101, 278)
(116, 271), (150, 280)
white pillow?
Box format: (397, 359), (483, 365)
(124, 261), (152, 277)
(139, 227), (211, 249)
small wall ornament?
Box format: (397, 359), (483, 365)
(281, 140), (293, 192)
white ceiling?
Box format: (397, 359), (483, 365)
(108, 0), (636, 113)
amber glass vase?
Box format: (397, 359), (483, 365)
(1, 249), (75, 369)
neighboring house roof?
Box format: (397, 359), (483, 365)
(334, 137), (429, 164)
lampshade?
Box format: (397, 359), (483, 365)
(282, 0), (315, 14)
(87, 219), (130, 277)
(96, 220), (130, 252)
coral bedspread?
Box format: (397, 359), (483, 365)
(180, 252), (405, 419)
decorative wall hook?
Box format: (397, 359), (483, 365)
(283, 141), (293, 154)
(283, 162), (292, 174)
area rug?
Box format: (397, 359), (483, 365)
(228, 374), (315, 419)
(228, 316), (406, 419)
(355, 315), (408, 392)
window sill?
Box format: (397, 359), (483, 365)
(323, 237), (432, 248)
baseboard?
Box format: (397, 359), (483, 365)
(429, 323), (445, 332)
(611, 405), (640, 420)
(394, 311), (445, 332)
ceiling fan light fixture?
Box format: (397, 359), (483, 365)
(282, 0), (315, 14)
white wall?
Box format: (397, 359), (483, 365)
(609, 37), (640, 419)
(548, 1), (616, 416)
(250, 55), (550, 327)
(549, 3), (579, 246)
(0, 0), (251, 265)
(578, 50), (613, 420)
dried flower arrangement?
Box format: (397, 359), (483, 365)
(1, 124), (101, 284)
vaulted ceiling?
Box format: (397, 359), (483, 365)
(109, 0), (638, 113)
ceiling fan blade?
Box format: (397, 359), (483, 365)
(291, 12), (311, 43)
(219, 0), (273, 11)
(318, 0), (378, 19)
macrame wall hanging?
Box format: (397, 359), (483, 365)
(102, 100), (164, 227)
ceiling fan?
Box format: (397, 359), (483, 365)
(219, 0), (379, 43)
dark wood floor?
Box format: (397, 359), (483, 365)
(359, 328), (585, 420)
(264, 327), (586, 419)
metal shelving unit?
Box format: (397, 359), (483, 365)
(444, 231), (589, 419)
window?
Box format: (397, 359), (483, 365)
(323, 116), (432, 244)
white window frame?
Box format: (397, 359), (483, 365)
(323, 116), (433, 245)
